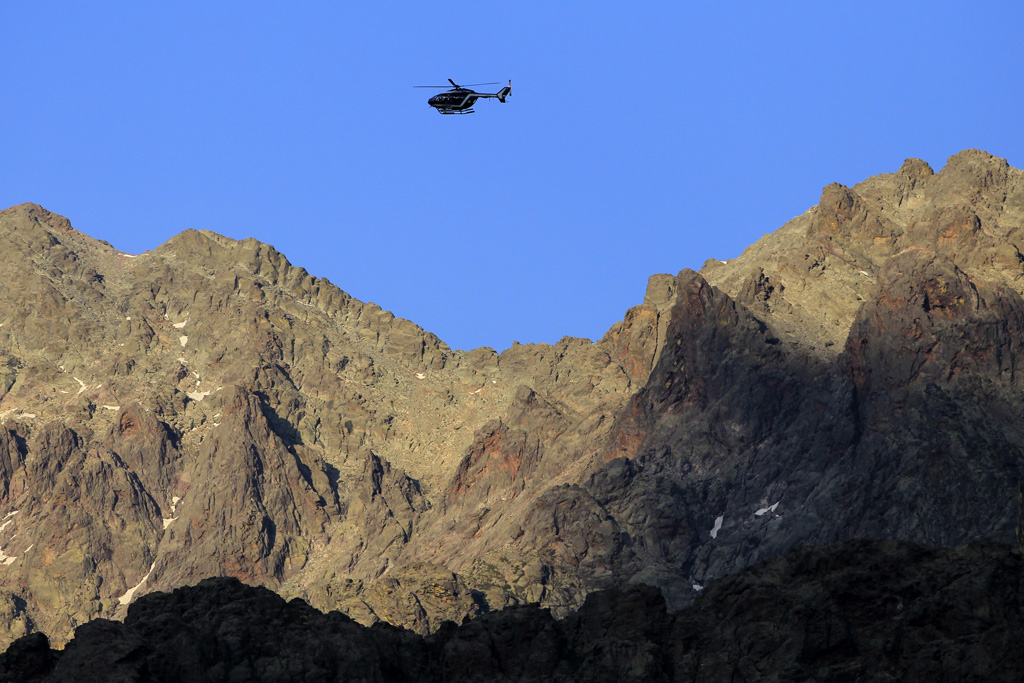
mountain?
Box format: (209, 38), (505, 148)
(0, 149), (1022, 651)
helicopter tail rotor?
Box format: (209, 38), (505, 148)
(497, 79), (511, 103)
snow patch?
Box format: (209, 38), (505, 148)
(74, 377), (87, 394)
(754, 502), (779, 517)
(0, 510), (19, 532)
(692, 583), (704, 592)
(178, 336), (188, 347)
(117, 565), (155, 606)
(162, 497), (181, 528)
(186, 390), (210, 402)
(173, 321), (187, 329)
(15, 413), (36, 420)
(118, 561), (157, 606)
(0, 512), (20, 566)
(414, 372), (426, 379)
(101, 405), (120, 412)
(710, 515), (723, 539)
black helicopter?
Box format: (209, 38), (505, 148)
(415, 79), (511, 115)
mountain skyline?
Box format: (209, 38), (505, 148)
(4, 3), (1023, 351)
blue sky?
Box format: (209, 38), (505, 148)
(4, 2), (1022, 352)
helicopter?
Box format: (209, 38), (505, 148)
(415, 79), (511, 115)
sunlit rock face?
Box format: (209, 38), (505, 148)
(0, 149), (1023, 655)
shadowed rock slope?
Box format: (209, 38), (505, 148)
(0, 149), (1023, 648)
(2, 540), (1021, 682)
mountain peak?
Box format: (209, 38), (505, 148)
(0, 203), (75, 234)
(1, 150), (1023, 654)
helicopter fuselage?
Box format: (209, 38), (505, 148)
(428, 89), (480, 114)
(421, 80), (510, 115)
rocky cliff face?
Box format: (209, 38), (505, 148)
(0, 149), (1022, 649)
(0, 202), (660, 643)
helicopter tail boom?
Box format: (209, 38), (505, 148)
(496, 80), (511, 103)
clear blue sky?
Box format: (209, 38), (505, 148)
(4, 2), (1022, 352)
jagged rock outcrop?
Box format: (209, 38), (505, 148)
(702, 149), (1024, 352)
(0, 149), (1023, 652)
(548, 150), (1024, 606)
(552, 244), (1024, 607)
(3, 540), (1021, 682)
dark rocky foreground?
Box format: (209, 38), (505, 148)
(3, 539), (1021, 683)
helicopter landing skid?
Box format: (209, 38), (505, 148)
(439, 108), (474, 115)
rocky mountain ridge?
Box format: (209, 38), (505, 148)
(3, 539), (1021, 682)
(0, 149), (1022, 648)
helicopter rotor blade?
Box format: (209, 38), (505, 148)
(414, 80), (502, 89)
